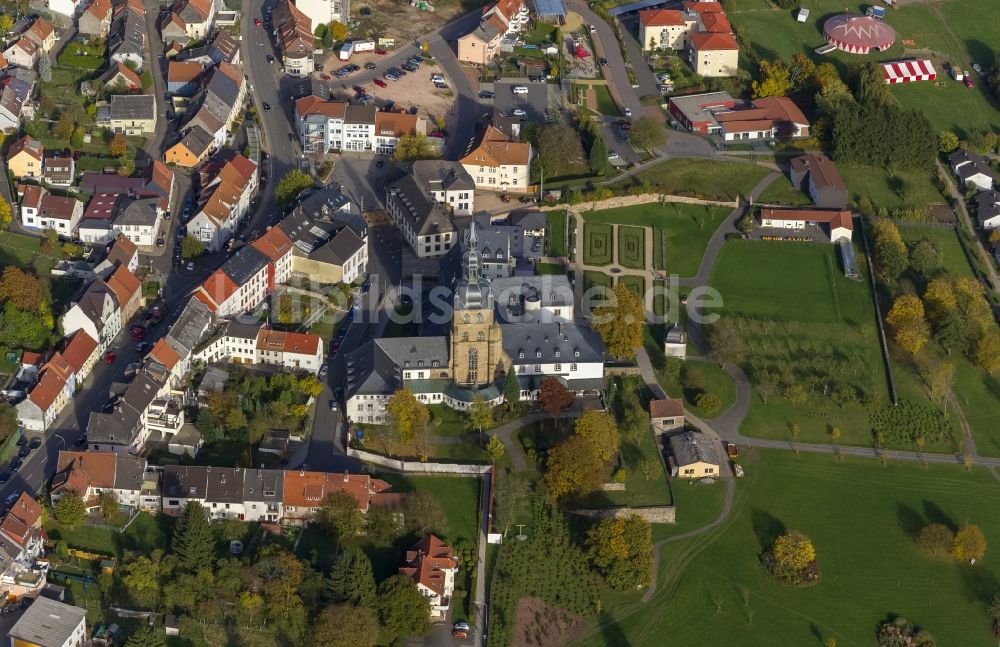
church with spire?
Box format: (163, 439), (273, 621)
(343, 223), (607, 424)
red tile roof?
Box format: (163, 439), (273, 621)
(8, 135), (43, 162)
(8, 492), (41, 528)
(168, 60), (203, 83)
(700, 11), (731, 33)
(106, 264), (141, 309)
(61, 330), (98, 375)
(649, 398), (684, 418)
(256, 327), (321, 356)
(399, 534), (457, 597)
(28, 353), (71, 411)
(54, 451), (117, 495)
(283, 471), (390, 512)
(196, 270), (239, 309)
(639, 8), (685, 26)
(251, 226), (294, 262)
(759, 208), (853, 231)
(295, 96), (347, 119)
(684, 1), (724, 13)
(690, 31), (739, 50)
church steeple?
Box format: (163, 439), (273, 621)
(464, 220), (481, 282)
(454, 221), (492, 311)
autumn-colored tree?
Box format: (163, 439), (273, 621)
(922, 277), (956, 322)
(975, 332), (1000, 375)
(592, 283), (645, 360)
(629, 116), (666, 151)
(953, 277), (993, 336)
(752, 59), (792, 99)
(544, 434), (603, 499)
(538, 377), (573, 419)
(953, 524), (987, 563)
(0, 196), (10, 229)
(391, 133), (439, 162)
(54, 115), (75, 139)
(486, 434), (505, 462)
(328, 20), (348, 41)
(921, 359), (954, 404)
(828, 426), (841, 444)
(467, 396), (493, 434)
(386, 388), (430, 443)
(871, 218), (908, 281)
(298, 374), (324, 398)
(789, 52), (816, 92)
(938, 131), (959, 154)
(108, 133), (128, 157)
(276, 169), (314, 206)
(0, 14), (13, 33)
(915, 523), (954, 558)
(770, 530), (816, 578)
(585, 514), (653, 590)
(0, 267), (44, 313)
(886, 294), (930, 354)
(574, 410), (620, 461)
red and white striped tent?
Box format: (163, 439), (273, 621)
(881, 59), (937, 84)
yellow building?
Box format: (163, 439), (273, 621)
(448, 222), (507, 386)
(668, 431), (721, 479)
(7, 135), (44, 180)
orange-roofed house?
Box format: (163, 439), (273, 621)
(192, 268), (239, 314)
(187, 154), (258, 252)
(106, 263), (142, 324)
(167, 60), (204, 96)
(80, 0), (113, 37)
(639, 9), (691, 51)
(251, 225), (295, 287)
(398, 535), (458, 618)
(649, 398), (685, 434)
(7, 135), (44, 179)
(16, 353), (75, 431)
(459, 125), (533, 192)
(61, 329), (100, 386)
(51, 450), (150, 511)
(0, 492), (45, 563)
(714, 95), (809, 142)
(758, 208), (853, 243)
(282, 469), (393, 526)
(689, 31), (739, 77)
(256, 326), (324, 374)
(374, 111), (427, 155)
(24, 17), (57, 52)
(294, 96), (348, 153)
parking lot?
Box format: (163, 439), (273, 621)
(485, 81), (553, 123)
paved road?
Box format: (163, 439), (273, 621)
(568, 0), (643, 119)
(617, 14), (661, 98)
(140, 0), (171, 161)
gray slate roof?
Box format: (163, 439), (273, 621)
(312, 227), (365, 265)
(500, 321), (604, 366)
(244, 468), (284, 502)
(165, 298), (214, 357)
(114, 197), (161, 227)
(205, 466), (245, 503)
(491, 275), (575, 316)
(668, 431), (720, 467)
(344, 336), (449, 400)
(385, 174), (453, 237)
(8, 596), (86, 647)
(110, 94), (156, 121)
(162, 465), (209, 498)
(178, 126), (214, 157)
(223, 245), (269, 285)
(408, 160), (475, 194)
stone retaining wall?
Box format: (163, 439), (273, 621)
(346, 448), (491, 475)
(538, 193), (738, 214)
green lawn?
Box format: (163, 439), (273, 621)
(651, 477), (726, 542)
(583, 222), (613, 266)
(583, 270), (613, 294)
(633, 158), (771, 202)
(617, 225), (645, 270)
(755, 175), (812, 207)
(617, 274), (646, 300)
(536, 262), (566, 275)
(546, 210), (567, 257)
(376, 474), (481, 549)
(584, 203), (730, 277)
(576, 449), (1000, 647)
(659, 359), (737, 420)
(899, 226), (975, 279)
(726, 0), (1000, 136)
(838, 163), (947, 211)
(56, 43), (106, 70)
(44, 513), (174, 558)
(709, 241), (898, 448)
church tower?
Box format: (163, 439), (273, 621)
(450, 222), (505, 388)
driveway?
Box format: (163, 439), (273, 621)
(617, 13), (664, 99)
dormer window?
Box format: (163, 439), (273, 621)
(518, 349), (524, 359)
(554, 350), (560, 358)
(535, 349), (541, 358)
(417, 360), (424, 368)
(574, 348), (580, 357)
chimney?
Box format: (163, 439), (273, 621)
(343, 470), (349, 482)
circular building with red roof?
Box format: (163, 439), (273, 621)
(823, 14), (895, 54)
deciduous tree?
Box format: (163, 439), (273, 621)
(629, 116), (666, 151)
(402, 490), (448, 537)
(544, 434), (603, 499)
(121, 554), (161, 608)
(574, 410), (620, 461)
(392, 132), (439, 162)
(313, 603), (378, 647)
(468, 396), (492, 433)
(696, 392), (723, 416)
(487, 434), (505, 462)
(328, 547), (377, 608)
(108, 133), (128, 157)
(886, 294), (930, 354)
(953, 524), (987, 563)
(318, 491), (363, 538)
(377, 575), (431, 639)
(0, 267), (45, 313)
(593, 283), (644, 360)
(752, 59), (792, 99)
(908, 240), (942, 279)
(99, 491), (118, 520)
(872, 218), (908, 281)
(0, 195), (10, 229)
(180, 235), (204, 259)
(298, 374), (323, 398)
(975, 332), (1000, 375)
(589, 134), (609, 176)
(276, 169), (314, 206)
(770, 530), (816, 578)
(538, 376), (573, 419)
(386, 388), (430, 443)
(585, 514), (653, 590)
(537, 122), (586, 177)
(938, 131), (959, 153)
(708, 317), (747, 367)
(0, 14), (13, 33)
(54, 115), (76, 139)
(328, 20), (347, 41)
(915, 523), (954, 558)
(53, 491), (86, 530)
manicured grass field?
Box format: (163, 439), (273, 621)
(44, 513), (174, 558)
(583, 270), (613, 294)
(617, 225), (645, 269)
(536, 262), (566, 275)
(660, 359), (737, 420)
(651, 477), (726, 542)
(755, 175), (812, 207)
(583, 222), (613, 266)
(633, 158), (771, 202)
(584, 203), (730, 277)
(838, 163), (947, 211)
(617, 274), (646, 300)
(546, 210), (567, 257)
(576, 449), (1000, 647)
(577, 82), (620, 116)
(376, 474), (482, 549)
(709, 241), (897, 448)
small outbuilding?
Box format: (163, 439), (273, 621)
(796, 7), (809, 22)
(823, 14), (895, 54)
(667, 431), (720, 479)
(664, 323), (687, 359)
(881, 59), (936, 84)
(650, 398), (685, 435)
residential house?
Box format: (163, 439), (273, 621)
(86, 368), (169, 454)
(79, 0), (113, 37)
(105, 263), (142, 324)
(689, 31), (739, 77)
(166, 60), (203, 96)
(175, 30), (240, 66)
(398, 535), (458, 619)
(61, 329), (100, 387)
(281, 470), (394, 526)
(948, 149), (998, 191)
(457, 0), (528, 64)
(7, 594), (87, 647)
(459, 125), (532, 192)
(295, 0), (349, 28)
(49, 0), (87, 17)
(23, 18), (57, 53)
(51, 451), (149, 511)
(108, 2), (146, 70)
(62, 277), (124, 353)
(100, 61), (143, 92)
(0, 73), (35, 131)
(6, 135), (43, 179)
(639, 8), (690, 51)
(789, 153), (847, 209)
(758, 208), (853, 243)
(112, 196), (164, 247)
(373, 110), (424, 155)
(384, 173), (456, 259)
(976, 190), (1000, 230)
(186, 154), (257, 251)
(2, 38), (39, 69)
(16, 353), (74, 431)
(169, 61), (245, 156)
(42, 156), (75, 186)
(649, 398), (685, 434)
(256, 328), (324, 374)
(21, 187), (84, 236)
(99, 233), (140, 275)
(274, 0), (315, 77)
(275, 190), (368, 284)
(667, 430), (720, 478)
(164, 125), (214, 168)
(159, 13), (189, 48)
(0, 492), (45, 568)
(714, 96), (809, 141)
(109, 94), (157, 135)
(250, 226), (295, 287)
(170, 0), (216, 40)
(192, 245), (271, 316)
(295, 96), (426, 154)
(663, 323), (686, 359)
(406, 160), (476, 216)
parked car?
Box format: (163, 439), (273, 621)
(0, 472), (9, 485)
(266, 54), (274, 63)
(374, 78), (387, 88)
(512, 108), (526, 117)
(262, 102), (272, 112)
(319, 365), (328, 378)
(186, 261), (195, 271)
(254, 18), (261, 25)
(364, 62), (377, 70)
(353, 85), (365, 94)
(9, 458), (21, 472)
(103, 351), (116, 364)
(27, 437), (41, 451)
(375, 49), (387, 55)
(608, 151), (620, 160)
(135, 341), (149, 352)
(15, 436), (27, 448)
(623, 107), (632, 117)
(513, 85), (528, 94)
(17, 446), (29, 459)
(479, 90), (495, 99)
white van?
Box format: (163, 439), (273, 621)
(513, 85), (528, 94)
